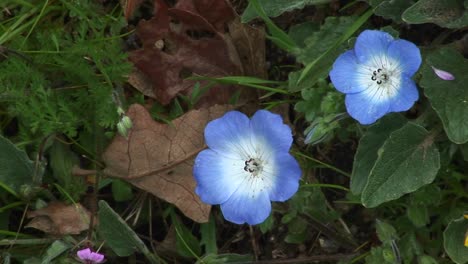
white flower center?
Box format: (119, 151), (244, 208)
(243, 158), (263, 176)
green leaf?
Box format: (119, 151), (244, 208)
(288, 16), (357, 91)
(171, 211), (202, 258)
(444, 216), (468, 264)
(376, 219), (398, 243)
(97, 200), (149, 257)
(0, 135), (35, 196)
(407, 204), (429, 227)
(351, 114), (407, 194)
(288, 21), (319, 49)
(374, 0), (416, 22)
(200, 215), (217, 255)
(196, 253), (253, 264)
(241, 0), (332, 22)
(402, 0), (468, 28)
(418, 255), (439, 264)
(258, 213), (274, 234)
(295, 9), (373, 87)
(111, 179), (133, 202)
(49, 141), (86, 201)
(41, 240), (70, 264)
(421, 48), (468, 143)
(361, 123), (440, 207)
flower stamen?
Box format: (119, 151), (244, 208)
(244, 158), (263, 176)
(370, 68), (390, 85)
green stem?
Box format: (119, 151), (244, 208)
(0, 238), (53, 246)
(292, 151), (351, 178)
(301, 183), (349, 192)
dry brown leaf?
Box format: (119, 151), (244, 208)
(228, 18), (267, 79)
(129, 0), (242, 105)
(26, 202), (91, 235)
(102, 104), (232, 223)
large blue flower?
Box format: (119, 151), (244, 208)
(193, 110), (301, 225)
(330, 30), (421, 125)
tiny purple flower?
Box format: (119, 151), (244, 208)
(330, 30), (422, 125)
(431, 66), (455, 81)
(193, 110), (302, 225)
(77, 248), (105, 264)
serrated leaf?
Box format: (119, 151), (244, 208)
(402, 0), (468, 28)
(0, 135), (35, 196)
(351, 114), (407, 194)
(421, 48), (468, 144)
(97, 200), (148, 257)
(361, 123), (440, 207)
(241, 0), (332, 22)
(444, 216), (468, 264)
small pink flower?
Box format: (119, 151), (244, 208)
(77, 248), (105, 264)
(431, 66), (455, 81)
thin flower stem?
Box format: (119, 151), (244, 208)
(292, 151), (351, 178)
(301, 183), (349, 192)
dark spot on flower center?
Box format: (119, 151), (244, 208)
(371, 68), (389, 85)
(244, 158), (263, 176)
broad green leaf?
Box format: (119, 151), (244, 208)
(374, 0), (415, 22)
(351, 114), (407, 194)
(0, 135), (35, 196)
(421, 48), (468, 144)
(41, 240), (70, 264)
(444, 216), (468, 264)
(241, 0), (332, 22)
(200, 216), (217, 255)
(98, 200), (150, 257)
(402, 0), (468, 28)
(361, 123), (440, 207)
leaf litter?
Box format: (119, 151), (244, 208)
(102, 104), (232, 223)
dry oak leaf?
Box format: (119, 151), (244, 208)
(26, 202), (91, 235)
(102, 103), (232, 223)
(129, 0), (242, 105)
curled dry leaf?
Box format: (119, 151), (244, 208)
(26, 202), (91, 235)
(102, 104), (232, 223)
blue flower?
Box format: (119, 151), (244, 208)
(193, 110), (301, 225)
(330, 30), (421, 124)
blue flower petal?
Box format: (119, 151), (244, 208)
(345, 88), (391, 125)
(330, 50), (368, 94)
(268, 152), (301, 202)
(387, 39), (421, 76)
(194, 149), (244, 204)
(354, 30), (393, 64)
(389, 75), (419, 112)
(204, 111), (251, 157)
(220, 187), (271, 225)
(250, 110), (292, 152)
